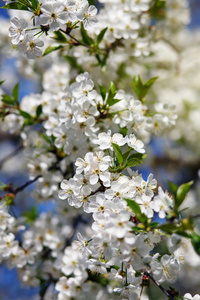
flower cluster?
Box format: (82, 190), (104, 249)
(0, 0), (200, 299)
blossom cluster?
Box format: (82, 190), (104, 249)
(7, 0), (97, 58)
(0, 0), (200, 299)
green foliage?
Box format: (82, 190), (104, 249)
(1, 83), (20, 106)
(12, 83), (19, 104)
(175, 181), (193, 211)
(43, 45), (64, 56)
(149, 0), (166, 20)
(52, 31), (68, 43)
(3, 2), (29, 11)
(191, 233), (200, 256)
(110, 143), (147, 173)
(22, 206), (38, 223)
(0, 181), (7, 191)
(132, 75), (158, 102)
(125, 198), (148, 224)
(112, 143), (123, 164)
(1, 94), (16, 105)
(98, 84), (107, 101)
(80, 23), (94, 46)
(64, 56), (84, 73)
(125, 153), (147, 169)
(96, 27), (108, 46)
(36, 104), (43, 118)
(106, 82), (121, 107)
(168, 181), (178, 198)
(3, 0), (40, 12)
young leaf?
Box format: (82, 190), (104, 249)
(12, 82), (19, 104)
(0, 181), (7, 191)
(98, 84), (107, 101)
(36, 104), (43, 118)
(112, 143), (123, 164)
(191, 232), (200, 256)
(96, 27), (108, 45)
(30, 0), (39, 10)
(132, 75), (158, 101)
(109, 81), (116, 94)
(157, 223), (179, 234)
(125, 158), (143, 169)
(23, 206), (38, 223)
(124, 198), (147, 223)
(1, 94), (15, 105)
(3, 2), (29, 11)
(0, 80), (5, 86)
(52, 31), (68, 43)
(64, 55), (84, 73)
(19, 110), (32, 119)
(80, 23), (94, 45)
(168, 181), (178, 198)
(122, 148), (132, 163)
(43, 45), (64, 56)
(107, 98), (121, 107)
(125, 153), (146, 169)
(175, 180), (193, 210)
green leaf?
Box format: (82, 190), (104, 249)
(0, 181), (7, 191)
(107, 98), (121, 107)
(125, 154), (146, 169)
(0, 80), (5, 86)
(3, 2), (30, 11)
(36, 104), (43, 117)
(132, 75), (144, 100)
(117, 62), (129, 80)
(96, 27), (108, 45)
(64, 55), (84, 72)
(22, 206), (38, 223)
(52, 31), (68, 43)
(125, 158), (143, 168)
(106, 82), (120, 106)
(149, 0), (166, 20)
(175, 180), (193, 210)
(80, 23), (94, 45)
(109, 81), (116, 94)
(12, 82), (19, 104)
(43, 45), (64, 56)
(122, 148), (132, 163)
(168, 181), (178, 198)
(132, 75), (158, 101)
(127, 153), (147, 161)
(191, 232), (200, 256)
(30, 0), (39, 10)
(1, 94), (15, 105)
(157, 223), (179, 234)
(150, 222), (159, 228)
(19, 110), (32, 119)
(125, 198), (147, 223)
(98, 84), (107, 101)
(112, 143), (123, 164)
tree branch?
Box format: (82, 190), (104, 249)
(146, 272), (175, 300)
(0, 144), (23, 169)
(12, 175), (42, 194)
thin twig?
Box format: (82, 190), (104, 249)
(60, 29), (90, 48)
(0, 145), (23, 169)
(147, 272), (175, 300)
(191, 213), (200, 219)
(12, 175), (42, 194)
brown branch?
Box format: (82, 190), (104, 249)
(0, 145), (23, 169)
(12, 175), (42, 194)
(146, 272), (175, 300)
